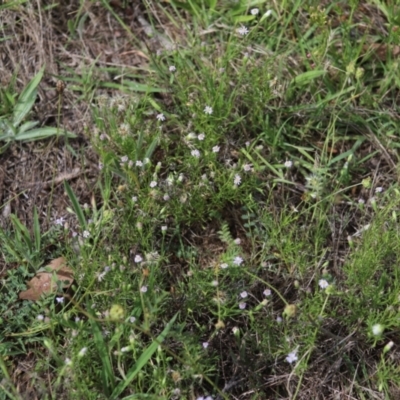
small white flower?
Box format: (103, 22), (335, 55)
(37, 314), (44, 321)
(239, 302), (247, 309)
(187, 132), (197, 140)
(156, 113), (165, 121)
(375, 187), (383, 193)
(240, 291), (248, 298)
(204, 106), (213, 115)
(233, 256), (243, 266)
(75, 316), (80, 322)
(276, 316), (283, 323)
(191, 149), (201, 158)
(163, 193), (170, 201)
(134, 255), (143, 263)
(237, 25), (249, 36)
(121, 346), (130, 353)
(234, 174), (242, 186)
(263, 289), (272, 297)
(136, 160), (143, 167)
(150, 181), (157, 188)
(56, 297), (64, 304)
(198, 133), (205, 141)
(78, 347), (88, 357)
(202, 342), (209, 349)
(372, 323), (384, 336)
(169, 65), (176, 72)
(54, 217), (65, 226)
(243, 164), (252, 172)
(83, 230), (90, 238)
(144, 158), (150, 164)
(232, 326), (239, 335)
(120, 155), (129, 163)
(99, 133), (107, 141)
(212, 145), (220, 153)
(318, 279), (329, 289)
(220, 263), (228, 269)
(65, 358), (72, 366)
(251, 8), (259, 15)
(140, 285), (148, 293)
(285, 350), (298, 364)
(284, 160), (293, 168)
(211, 280), (219, 287)
(234, 238), (241, 245)
(358, 198), (365, 204)
(131, 196), (138, 202)
(130, 316), (136, 323)
(98, 162), (104, 170)
(161, 225), (168, 232)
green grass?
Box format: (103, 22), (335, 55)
(2, 1), (400, 399)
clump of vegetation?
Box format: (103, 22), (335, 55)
(2, 1), (400, 399)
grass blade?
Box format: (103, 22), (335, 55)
(91, 319), (115, 396)
(110, 313), (178, 399)
(64, 181), (87, 230)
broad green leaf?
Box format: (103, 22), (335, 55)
(234, 15), (256, 23)
(13, 67), (44, 127)
(110, 313), (178, 399)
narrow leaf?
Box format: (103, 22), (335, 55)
(110, 313), (178, 399)
(13, 67), (44, 127)
(15, 127), (76, 141)
(64, 181), (87, 229)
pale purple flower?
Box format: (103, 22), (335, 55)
(263, 289), (272, 297)
(285, 350), (298, 364)
(318, 279), (329, 289)
(251, 8), (259, 15)
(234, 174), (241, 185)
(276, 316), (283, 323)
(156, 113), (165, 121)
(131, 196), (138, 202)
(163, 193), (170, 201)
(136, 160), (143, 167)
(56, 296), (64, 304)
(134, 255), (143, 263)
(240, 291), (248, 298)
(237, 25), (249, 36)
(202, 342), (209, 349)
(83, 230), (90, 238)
(284, 160), (293, 168)
(375, 187), (383, 193)
(121, 155), (129, 163)
(239, 302), (247, 309)
(243, 163), (252, 172)
(169, 65), (176, 72)
(198, 133), (205, 141)
(234, 238), (241, 245)
(233, 256), (243, 266)
(140, 286), (148, 293)
(212, 145), (220, 153)
(130, 316), (136, 323)
(191, 149), (201, 158)
(150, 181), (157, 188)
(204, 106), (213, 115)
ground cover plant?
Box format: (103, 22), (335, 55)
(1, 0), (400, 399)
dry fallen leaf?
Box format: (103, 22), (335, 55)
(19, 257), (74, 301)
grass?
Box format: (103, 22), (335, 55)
(1, 1), (400, 399)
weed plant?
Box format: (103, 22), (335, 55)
(2, 1), (400, 399)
